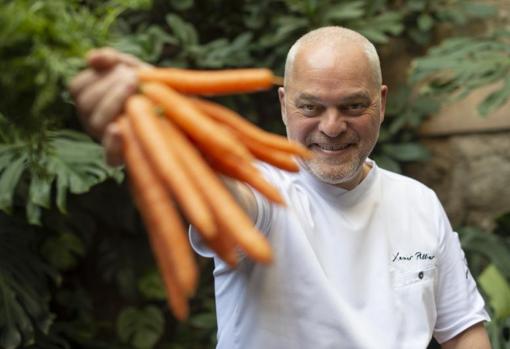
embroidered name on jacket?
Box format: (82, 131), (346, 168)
(392, 251), (436, 262)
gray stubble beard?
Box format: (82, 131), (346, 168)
(299, 153), (365, 186)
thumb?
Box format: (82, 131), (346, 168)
(86, 48), (151, 71)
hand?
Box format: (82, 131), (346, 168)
(69, 48), (150, 166)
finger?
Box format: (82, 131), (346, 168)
(77, 65), (133, 118)
(88, 68), (138, 137)
(87, 47), (151, 70)
(102, 123), (125, 166)
(68, 69), (102, 98)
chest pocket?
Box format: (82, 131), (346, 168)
(390, 265), (438, 347)
(392, 266), (437, 288)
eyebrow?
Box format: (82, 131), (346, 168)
(294, 93), (321, 103)
(338, 91), (371, 103)
(295, 91), (371, 104)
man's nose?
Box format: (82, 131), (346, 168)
(318, 108), (347, 138)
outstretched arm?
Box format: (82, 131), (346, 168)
(441, 322), (491, 349)
(69, 48), (258, 217)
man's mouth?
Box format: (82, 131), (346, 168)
(311, 143), (354, 153)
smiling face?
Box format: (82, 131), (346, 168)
(279, 41), (387, 189)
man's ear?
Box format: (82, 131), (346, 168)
(379, 85), (388, 124)
(278, 87), (287, 126)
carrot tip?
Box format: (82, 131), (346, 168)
(300, 150), (315, 160)
(275, 199), (287, 207)
(272, 76), (284, 86)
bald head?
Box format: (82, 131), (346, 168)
(284, 26), (382, 88)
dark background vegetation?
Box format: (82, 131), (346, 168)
(0, 0), (509, 348)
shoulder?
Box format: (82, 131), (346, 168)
(256, 161), (293, 180)
(375, 165), (448, 236)
(377, 166), (440, 204)
(255, 161), (302, 191)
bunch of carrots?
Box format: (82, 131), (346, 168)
(115, 66), (311, 320)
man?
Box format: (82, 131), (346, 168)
(70, 26), (491, 348)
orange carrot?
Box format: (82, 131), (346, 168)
(210, 153), (285, 205)
(190, 97), (313, 159)
(141, 82), (253, 164)
(138, 67), (277, 95)
(157, 117), (273, 264)
(116, 117), (194, 319)
(241, 136), (300, 172)
(125, 94), (216, 240)
(204, 222), (239, 268)
(151, 228), (189, 320)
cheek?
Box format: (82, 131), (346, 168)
(355, 116), (382, 144)
(285, 115), (317, 144)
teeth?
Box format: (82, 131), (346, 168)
(317, 144), (350, 151)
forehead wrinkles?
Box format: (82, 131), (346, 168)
(288, 43), (377, 92)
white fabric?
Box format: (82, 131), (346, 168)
(190, 160), (489, 349)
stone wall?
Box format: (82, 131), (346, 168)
(406, 133), (510, 231)
(405, 85), (510, 231)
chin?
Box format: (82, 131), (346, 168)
(304, 160), (361, 185)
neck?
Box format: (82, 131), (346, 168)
(335, 162), (372, 190)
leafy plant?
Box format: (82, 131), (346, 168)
(0, 0), (508, 348)
(459, 213), (510, 348)
(410, 30), (510, 116)
(0, 214), (57, 349)
(117, 306), (165, 349)
(0, 114), (123, 225)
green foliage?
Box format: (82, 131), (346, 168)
(117, 306), (165, 349)
(1, 0), (112, 130)
(459, 214), (510, 348)
(138, 269), (167, 301)
(0, 214), (57, 349)
(460, 226), (510, 281)
(399, 0), (497, 45)
(479, 265), (510, 321)
(373, 86), (439, 172)
(410, 31), (510, 116)
(0, 114), (123, 225)
(41, 231), (86, 271)
(0, 0), (508, 348)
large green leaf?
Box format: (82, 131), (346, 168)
(117, 306), (164, 349)
(0, 153), (27, 214)
(460, 227), (510, 281)
(195, 32), (253, 68)
(0, 213), (57, 349)
(166, 13), (199, 47)
(381, 142), (430, 162)
(372, 154), (401, 173)
(170, 0), (194, 11)
(138, 269), (167, 301)
(478, 78), (510, 116)
(188, 312), (216, 330)
(48, 130), (123, 213)
(112, 25), (177, 64)
(0, 127), (122, 224)
(323, 1), (364, 22)
(356, 12), (403, 43)
(40, 231), (85, 271)
(478, 264), (510, 321)
(486, 316), (510, 349)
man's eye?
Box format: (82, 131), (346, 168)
(349, 103), (364, 110)
(343, 103), (367, 114)
(299, 104), (319, 113)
